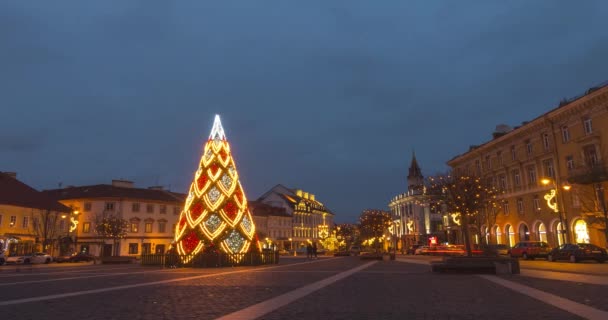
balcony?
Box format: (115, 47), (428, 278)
(567, 165), (608, 185)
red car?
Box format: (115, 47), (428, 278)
(509, 241), (551, 260)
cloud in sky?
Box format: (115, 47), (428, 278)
(2, 0), (608, 221)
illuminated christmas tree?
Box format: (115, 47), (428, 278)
(174, 115), (257, 261)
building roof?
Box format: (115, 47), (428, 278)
(42, 184), (186, 203)
(259, 184), (335, 215)
(0, 172), (71, 212)
(249, 201), (291, 217)
(447, 81), (608, 165)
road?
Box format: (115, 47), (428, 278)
(0, 256), (607, 319)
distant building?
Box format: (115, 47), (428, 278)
(249, 201), (293, 250)
(0, 172), (71, 256)
(257, 185), (334, 248)
(388, 153), (444, 250)
(43, 180), (184, 257)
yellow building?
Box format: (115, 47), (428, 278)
(43, 179), (184, 257)
(0, 172), (71, 257)
(447, 82), (608, 248)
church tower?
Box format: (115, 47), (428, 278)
(407, 151), (424, 194)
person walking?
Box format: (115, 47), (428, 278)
(306, 243), (313, 259)
(312, 242), (318, 259)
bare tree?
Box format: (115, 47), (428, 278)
(94, 214), (128, 256)
(359, 209), (392, 253)
(428, 174), (502, 257)
(31, 209), (62, 254)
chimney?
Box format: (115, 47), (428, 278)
(148, 186), (164, 191)
(2, 172), (17, 179)
(492, 124), (513, 140)
(112, 179), (134, 188)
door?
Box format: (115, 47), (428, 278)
(155, 245), (165, 254)
(103, 244), (113, 257)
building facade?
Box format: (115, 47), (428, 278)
(249, 201), (293, 250)
(257, 185), (334, 248)
(447, 83), (608, 248)
(0, 172), (71, 257)
(388, 153), (444, 251)
(43, 180), (184, 257)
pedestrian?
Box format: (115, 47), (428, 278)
(312, 242), (318, 259)
(306, 243), (313, 259)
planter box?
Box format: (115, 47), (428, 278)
(431, 257), (520, 274)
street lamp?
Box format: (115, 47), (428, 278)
(541, 178), (570, 245)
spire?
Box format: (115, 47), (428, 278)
(408, 150), (422, 178)
(208, 114), (227, 141)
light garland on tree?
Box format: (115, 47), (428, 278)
(174, 115), (257, 262)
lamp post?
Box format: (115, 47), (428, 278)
(541, 178), (570, 244)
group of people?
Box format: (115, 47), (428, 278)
(306, 242), (318, 259)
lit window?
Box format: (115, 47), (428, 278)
(131, 223), (139, 233)
(9, 216), (16, 228)
(145, 222), (153, 233)
(83, 222), (91, 233)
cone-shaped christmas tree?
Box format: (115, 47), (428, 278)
(174, 115), (257, 261)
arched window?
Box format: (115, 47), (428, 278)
(506, 225), (515, 247)
(574, 220), (590, 244)
(494, 226), (502, 244)
(537, 223), (547, 242)
(519, 224), (529, 241)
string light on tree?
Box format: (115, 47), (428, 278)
(174, 115), (257, 262)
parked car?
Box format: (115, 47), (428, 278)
(480, 244), (510, 256)
(406, 244), (423, 255)
(509, 241), (551, 260)
(414, 246), (430, 255)
(547, 243), (607, 263)
(70, 253), (95, 262)
(349, 246), (361, 256)
(5, 252), (52, 264)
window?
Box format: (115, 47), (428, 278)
(128, 243), (138, 254)
(105, 202), (115, 211)
(132, 203), (140, 212)
(145, 222), (153, 233)
(33, 217), (39, 229)
(160, 205), (167, 214)
(503, 202), (510, 215)
(485, 155), (491, 170)
(497, 151), (503, 165)
(83, 222), (91, 233)
(526, 140), (533, 156)
(566, 155), (574, 171)
(499, 175), (507, 190)
(158, 221), (167, 233)
(583, 145), (599, 167)
(561, 125), (570, 143)
(543, 159), (555, 178)
(173, 206), (179, 215)
(59, 219), (66, 231)
(573, 194), (581, 208)
(131, 223), (139, 233)
(533, 196), (541, 212)
(84, 202), (92, 212)
(584, 118), (593, 135)
(22, 216), (29, 229)
(527, 166), (537, 185)
(513, 170), (521, 187)
(517, 198), (524, 214)
(142, 243), (152, 254)
(475, 160), (481, 174)
(542, 133), (550, 151)
(146, 204), (154, 213)
(9, 216), (16, 227)
(510, 145), (516, 160)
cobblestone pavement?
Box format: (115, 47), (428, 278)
(0, 256), (606, 319)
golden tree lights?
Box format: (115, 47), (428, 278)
(174, 115), (257, 261)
